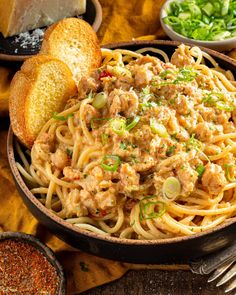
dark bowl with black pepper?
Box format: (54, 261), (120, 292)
(7, 40), (236, 264)
(0, 232), (66, 295)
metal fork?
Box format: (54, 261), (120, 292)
(190, 241), (236, 293)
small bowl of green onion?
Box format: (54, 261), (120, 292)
(160, 0), (236, 51)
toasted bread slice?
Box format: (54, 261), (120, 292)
(9, 55), (77, 148)
(40, 18), (102, 84)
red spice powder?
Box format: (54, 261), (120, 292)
(0, 239), (60, 295)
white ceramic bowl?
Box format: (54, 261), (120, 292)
(160, 0), (236, 52)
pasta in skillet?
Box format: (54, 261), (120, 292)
(17, 44), (236, 239)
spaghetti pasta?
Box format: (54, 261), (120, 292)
(16, 44), (236, 240)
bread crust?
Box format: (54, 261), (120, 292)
(40, 18), (102, 84)
(9, 55), (77, 148)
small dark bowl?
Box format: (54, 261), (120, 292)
(0, 0), (102, 61)
(0, 231), (66, 294)
(7, 40), (236, 264)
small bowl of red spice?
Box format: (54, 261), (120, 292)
(0, 232), (66, 295)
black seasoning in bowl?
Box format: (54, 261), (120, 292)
(0, 232), (66, 295)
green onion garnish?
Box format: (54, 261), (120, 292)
(216, 101), (234, 112)
(150, 118), (169, 137)
(163, 0), (236, 41)
(166, 145), (176, 157)
(120, 141), (127, 150)
(162, 177), (181, 200)
(139, 195), (166, 221)
(202, 92), (223, 105)
(187, 134), (203, 151)
(225, 164), (236, 182)
(92, 92), (107, 109)
(110, 118), (126, 135)
(196, 164), (205, 178)
(202, 92), (234, 112)
(101, 133), (109, 145)
(126, 116), (140, 131)
(159, 69), (175, 79)
(52, 112), (74, 121)
(101, 155), (121, 172)
(66, 148), (73, 158)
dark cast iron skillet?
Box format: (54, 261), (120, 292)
(7, 40), (236, 264)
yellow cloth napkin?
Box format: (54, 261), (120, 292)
(0, 0), (235, 294)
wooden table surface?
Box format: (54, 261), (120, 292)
(81, 269), (231, 295)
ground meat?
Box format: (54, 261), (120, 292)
(176, 164), (198, 196)
(108, 89), (139, 117)
(32, 133), (54, 165)
(119, 163), (140, 193)
(202, 163), (227, 195)
(194, 122), (213, 142)
(51, 149), (69, 170)
(171, 44), (195, 68)
(216, 153), (235, 167)
(196, 105), (216, 122)
(132, 154), (156, 172)
(64, 189), (88, 217)
(173, 94), (190, 115)
(63, 166), (81, 180)
(79, 189), (97, 214)
(77, 74), (100, 98)
(83, 104), (100, 125)
(94, 187), (116, 210)
(204, 144), (222, 156)
(133, 66), (153, 88)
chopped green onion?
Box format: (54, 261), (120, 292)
(225, 164), (236, 182)
(202, 92), (223, 105)
(179, 12), (191, 20)
(166, 145), (176, 157)
(101, 133), (109, 145)
(120, 141), (127, 150)
(139, 195), (166, 220)
(196, 164), (205, 178)
(187, 134), (203, 151)
(150, 118), (169, 137)
(110, 118), (126, 135)
(221, 0), (230, 16)
(202, 93), (234, 112)
(163, 0), (236, 41)
(101, 155), (121, 172)
(162, 177), (181, 200)
(176, 67), (198, 83)
(92, 92), (107, 109)
(52, 112), (74, 121)
(202, 3), (214, 16)
(159, 69), (175, 79)
(140, 86), (151, 96)
(216, 101), (234, 112)
(108, 65), (132, 78)
(66, 148), (73, 158)
(212, 31), (231, 41)
(126, 116), (140, 131)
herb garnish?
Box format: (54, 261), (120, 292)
(166, 145), (176, 156)
(66, 148), (73, 158)
(52, 112), (74, 121)
(196, 164), (205, 178)
(139, 195), (166, 221)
